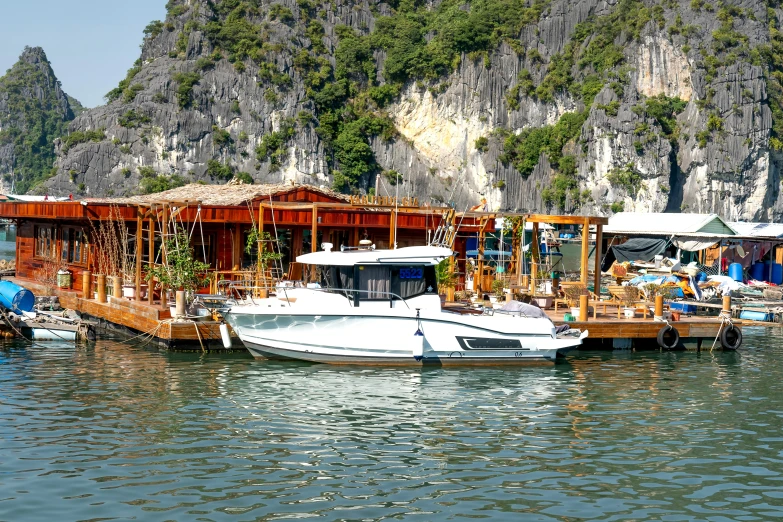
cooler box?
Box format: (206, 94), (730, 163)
(669, 302), (697, 314)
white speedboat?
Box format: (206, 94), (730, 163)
(224, 245), (587, 365)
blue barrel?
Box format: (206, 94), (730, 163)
(728, 263), (743, 282)
(773, 263), (783, 285)
(0, 281), (34, 313)
(750, 262), (765, 281)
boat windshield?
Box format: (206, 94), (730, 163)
(318, 264), (437, 301)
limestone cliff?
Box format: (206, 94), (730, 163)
(44, 0), (783, 220)
(0, 47), (83, 193)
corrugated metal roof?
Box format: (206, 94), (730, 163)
(605, 212), (737, 236)
(729, 221), (783, 238)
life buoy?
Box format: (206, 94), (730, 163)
(657, 325), (679, 349)
(720, 324), (742, 350)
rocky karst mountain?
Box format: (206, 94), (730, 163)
(42, 0), (783, 220)
(0, 46), (84, 194)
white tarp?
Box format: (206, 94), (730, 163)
(671, 238), (718, 252)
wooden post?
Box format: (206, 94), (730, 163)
(112, 276), (121, 301)
(160, 204), (168, 310)
(148, 217), (155, 305)
(232, 225), (242, 271)
(258, 203), (265, 282)
(96, 274), (106, 303)
(580, 217), (590, 285)
(311, 204), (318, 282)
(476, 217), (487, 294)
(579, 294), (588, 322)
(447, 254), (455, 302)
(512, 219), (522, 286)
(389, 209), (396, 249)
(175, 290), (186, 318)
(722, 295), (732, 316)
(655, 295), (664, 318)
(593, 223), (603, 298)
(135, 211), (143, 301)
(530, 222), (539, 295)
(82, 271), (92, 299)
(311, 204), (318, 253)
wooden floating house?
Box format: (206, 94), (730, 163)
(0, 182), (492, 348)
(0, 183), (755, 351)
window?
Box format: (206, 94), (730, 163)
(61, 227), (88, 265)
(355, 265), (437, 301)
(34, 226), (55, 259)
(358, 266), (391, 300)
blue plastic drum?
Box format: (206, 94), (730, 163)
(750, 262), (765, 281)
(728, 263), (743, 282)
(0, 281), (34, 313)
(773, 263), (783, 285)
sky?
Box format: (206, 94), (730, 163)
(0, 0), (167, 108)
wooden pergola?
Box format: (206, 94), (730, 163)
(525, 214), (609, 296)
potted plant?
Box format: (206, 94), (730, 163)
(490, 279), (505, 304)
(621, 286), (638, 318)
(564, 284), (588, 317)
(145, 227), (211, 315)
(436, 259), (457, 305)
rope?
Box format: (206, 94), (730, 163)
(710, 311), (732, 352)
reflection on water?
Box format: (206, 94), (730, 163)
(1, 329), (782, 520)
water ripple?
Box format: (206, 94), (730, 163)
(0, 328), (782, 520)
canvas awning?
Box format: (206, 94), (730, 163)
(601, 238), (668, 271)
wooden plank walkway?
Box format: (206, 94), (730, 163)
(7, 278), (233, 349)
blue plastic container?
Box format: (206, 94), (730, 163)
(728, 262), (743, 282)
(669, 302), (697, 314)
(773, 263), (783, 285)
(750, 262), (765, 281)
(740, 310), (774, 322)
(0, 281), (34, 313)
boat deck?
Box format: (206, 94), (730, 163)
(445, 302), (771, 350)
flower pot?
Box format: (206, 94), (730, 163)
(570, 307), (581, 317)
(535, 296), (553, 309)
(623, 307), (636, 319)
(489, 295), (498, 304)
(122, 285), (136, 299)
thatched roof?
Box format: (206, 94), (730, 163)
(89, 181), (349, 206)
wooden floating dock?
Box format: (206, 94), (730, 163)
(8, 278), (236, 350)
(6, 280), (770, 353)
(548, 309), (757, 350)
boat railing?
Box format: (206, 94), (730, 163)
(222, 279), (412, 309)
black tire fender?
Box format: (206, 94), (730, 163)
(720, 324), (742, 350)
(657, 325), (679, 349)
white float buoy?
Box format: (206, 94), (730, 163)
(219, 323), (232, 348)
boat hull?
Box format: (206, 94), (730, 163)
(226, 310), (582, 366)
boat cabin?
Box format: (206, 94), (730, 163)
(297, 245), (449, 308)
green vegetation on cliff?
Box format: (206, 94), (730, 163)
(0, 47), (82, 193)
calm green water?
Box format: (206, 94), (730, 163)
(1, 329), (783, 521)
